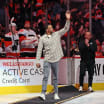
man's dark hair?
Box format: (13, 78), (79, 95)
(45, 24), (52, 29)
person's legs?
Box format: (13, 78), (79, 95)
(51, 62), (59, 94)
(88, 64), (95, 87)
(51, 61), (60, 99)
(42, 61), (51, 94)
(79, 62), (86, 87)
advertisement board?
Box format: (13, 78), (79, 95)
(0, 58), (51, 87)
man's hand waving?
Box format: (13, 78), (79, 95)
(66, 10), (71, 20)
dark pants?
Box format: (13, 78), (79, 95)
(79, 61), (95, 87)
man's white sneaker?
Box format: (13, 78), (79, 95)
(54, 93), (60, 100)
(88, 86), (93, 92)
(79, 86), (83, 92)
(40, 93), (46, 100)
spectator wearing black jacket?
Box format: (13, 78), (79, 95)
(78, 32), (97, 92)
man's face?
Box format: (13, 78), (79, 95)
(47, 25), (53, 34)
(11, 26), (16, 33)
(85, 32), (92, 40)
(24, 22), (30, 29)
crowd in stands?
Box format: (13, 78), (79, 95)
(0, 0), (104, 57)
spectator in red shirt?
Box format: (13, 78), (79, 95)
(96, 45), (103, 56)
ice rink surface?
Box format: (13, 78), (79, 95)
(0, 91), (104, 104)
(62, 91), (104, 104)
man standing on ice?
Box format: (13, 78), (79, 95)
(36, 10), (71, 100)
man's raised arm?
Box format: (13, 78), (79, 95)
(56, 10), (71, 36)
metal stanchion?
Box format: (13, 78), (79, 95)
(67, 0), (70, 57)
(89, 0), (92, 33)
